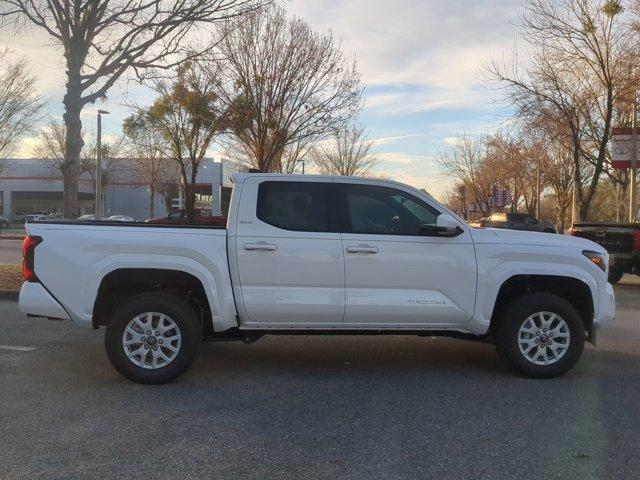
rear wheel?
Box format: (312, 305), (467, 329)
(495, 292), (585, 378)
(105, 293), (201, 384)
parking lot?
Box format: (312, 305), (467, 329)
(1, 277), (639, 480)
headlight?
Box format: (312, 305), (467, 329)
(583, 250), (607, 272)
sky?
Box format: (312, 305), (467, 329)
(3, 0), (524, 200)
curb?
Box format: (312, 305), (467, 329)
(0, 290), (19, 300)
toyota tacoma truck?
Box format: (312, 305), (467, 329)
(19, 174), (615, 383)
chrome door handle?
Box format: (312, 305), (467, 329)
(346, 245), (379, 254)
(244, 242), (277, 251)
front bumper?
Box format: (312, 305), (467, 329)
(19, 282), (70, 320)
(594, 282), (615, 327)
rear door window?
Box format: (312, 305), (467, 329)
(257, 181), (330, 232)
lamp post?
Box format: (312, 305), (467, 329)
(96, 110), (109, 220)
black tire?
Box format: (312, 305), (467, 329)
(495, 292), (585, 379)
(105, 292), (201, 384)
(608, 265), (624, 284)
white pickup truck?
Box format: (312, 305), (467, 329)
(19, 174), (615, 383)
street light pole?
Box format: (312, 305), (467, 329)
(96, 110), (109, 220)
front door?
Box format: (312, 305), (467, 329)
(334, 181), (477, 326)
(233, 178), (345, 326)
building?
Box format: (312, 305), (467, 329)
(0, 158), (240, 221)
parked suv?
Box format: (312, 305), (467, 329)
(480, 213), (556, 233)
(25, 211), (50, 222)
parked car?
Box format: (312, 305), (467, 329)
(42, 213), (65, 221)
(76, 214), (95, 221)
(0, 216), (9, 228)
(106, 215), (136, 222)
(25, 211), (50, 222)
(12, 212), (26, 223)
(570, 213), (639, 284)
(145, 208), (227, 226)
(480, 213), (557, 233)
(19, 174), (614, 384)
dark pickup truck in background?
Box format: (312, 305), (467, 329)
(571, 218), (640, 283)
(480, 213), (557, 233)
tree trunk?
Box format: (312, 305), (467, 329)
(149, 186), (155, 219)
(184, 165), (198, 223)
(62, 64), (84, 218)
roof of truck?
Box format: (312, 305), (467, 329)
(230, 172), (433, 197)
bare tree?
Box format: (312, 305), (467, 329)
(130, 62), (227, 221)
(156, 159), (181, 213)
(311, 124), (377, 176)
(32, 118), (90, 176)
(123, 113), (169, 218)
(485, 131), (547, 215)
(0, 49), (44, 169)
(204, 7), (362, 173)
(0, 0), (269, 216)
(437, 132), (500, 215)
(32, 118), (123, 195)
(82, 136), (126, 197)
(488, 0), (635, 221)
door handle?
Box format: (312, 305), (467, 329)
(244, 242), (277, 251)
(346, 245), (379, 254)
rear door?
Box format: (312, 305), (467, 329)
(233, 177), (345, 326)
(334, 181), (477, 326)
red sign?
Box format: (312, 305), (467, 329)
(611, 127), (640, 170)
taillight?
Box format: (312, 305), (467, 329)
(634, 230), (640, 251)
(22, 235), (42, 282)
(568, 227), (576, 236)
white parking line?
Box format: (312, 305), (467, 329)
(0, 345), (36, 352)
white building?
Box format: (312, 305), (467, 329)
(0, 158), (240, 221)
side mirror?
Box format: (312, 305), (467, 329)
(436, 213), (463, 237)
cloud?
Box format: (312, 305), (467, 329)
(442, 137), (461, 146)
(289, 0), (520, 115)
(372, 133), (424, 146)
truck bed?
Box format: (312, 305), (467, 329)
(24, 221), (235, 329)
(30, 220), (225, 229)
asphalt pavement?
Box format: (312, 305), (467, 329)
(0, 277), (639, 479)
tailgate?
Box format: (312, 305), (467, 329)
(572, 226), (634, 254)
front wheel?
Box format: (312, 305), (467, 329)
(495, 293), (585, 378)
(608, 264), (624, 284)
(105, 293), (201, 384)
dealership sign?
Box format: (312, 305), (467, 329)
(611, 127), (640, 170)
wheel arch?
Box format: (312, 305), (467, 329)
(92, 267), (220, 335)
(489, 274), (594, 338)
